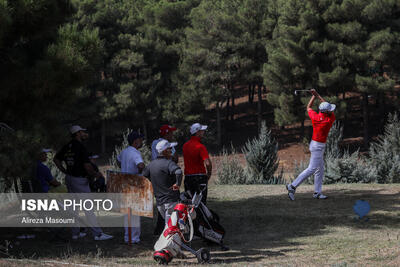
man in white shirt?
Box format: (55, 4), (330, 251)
(117, 131), (145, 244)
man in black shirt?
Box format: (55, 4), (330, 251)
(143, 140), (182, 225)
(54, 125), (113, 241)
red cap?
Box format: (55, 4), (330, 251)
(159, 125), (177, 136)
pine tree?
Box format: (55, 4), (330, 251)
(73, 0), (200, 141)
(242, 121), (281, 184)
(236, 0), (274, 130)
(369, 113), (400, 183)
(181, 0), (247, 147)
(0, 0), (102, 183)
(315, 0), (399, 148)
(263, 0), (321, 133)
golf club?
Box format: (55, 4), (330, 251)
(294, 89), (313, 96)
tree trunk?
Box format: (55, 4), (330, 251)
(230, 84), (235, 121)
(248, 84), (255, 103)
(362, 92), (369, 149)
(141, 118), (147, 141)
(300, 119), (305, 139)
(225, 96), (230, 121)
(101, 120), (106, 154)
(257, 85), (263, 130)
(216, 101), (222, 148)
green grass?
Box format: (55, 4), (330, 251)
(1, 184), (399, 266)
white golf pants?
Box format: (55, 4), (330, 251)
(292, 140), (326, 193)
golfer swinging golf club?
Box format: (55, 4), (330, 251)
(286, 89), (336, 200)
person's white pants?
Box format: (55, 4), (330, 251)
(124, 215), (140, 243)
(292, 140), (326, 193)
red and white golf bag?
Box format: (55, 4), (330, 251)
(153, 203), (196, 264)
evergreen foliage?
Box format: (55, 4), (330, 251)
(263, 0), (319, 127)
(325, 121), (344, 158)
(1, 0), (400, 187)
(0, 0), (102, 182)
(324, 149), (377, 184)
(242, 121), (282, 184)
(369, 113), (400, 183)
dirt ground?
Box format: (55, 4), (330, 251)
(1, 184), (399, 267)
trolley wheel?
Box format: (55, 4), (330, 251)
(196, 248), (211, 263)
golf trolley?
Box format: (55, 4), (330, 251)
(153, 184), (227, 264)
(153, 196), (211, 264)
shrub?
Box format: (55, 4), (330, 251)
(324, 149), (376, 184)
(216, 146), (246, 185)
(325, 121), (343, 158)
(242, 121), (283, 184)
(369, 113), (400, 183)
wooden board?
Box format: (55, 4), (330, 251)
(107, 171), (153, 218)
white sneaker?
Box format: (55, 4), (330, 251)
(72, 232), (87, 240)
(94, 233), (113, 241)
(313, 193), (328, 199)
(286, 184), (295, 201)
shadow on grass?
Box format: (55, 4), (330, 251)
(0, 187), (399, 265)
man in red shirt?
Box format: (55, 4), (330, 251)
(183, 123), (212, 204)
(286, 89), (336, 201)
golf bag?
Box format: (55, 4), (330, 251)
(182, 185), (226, 248)
(153, 203), (211, 265)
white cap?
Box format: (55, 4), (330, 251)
(156, 140), (178, 154)
(89, 154), (99, 159)
(319, 102), (336, 112)
(70, 125), (86, 134)
(41, 148), (51, 153)
(190, 123), (208, 135)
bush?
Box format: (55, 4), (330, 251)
(242, 121), (283, 184)
(325, 121), (343, 158)
(216, 146), (246, 185)
(324, 149), (376, 184)
(369, 113), (400, 183)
